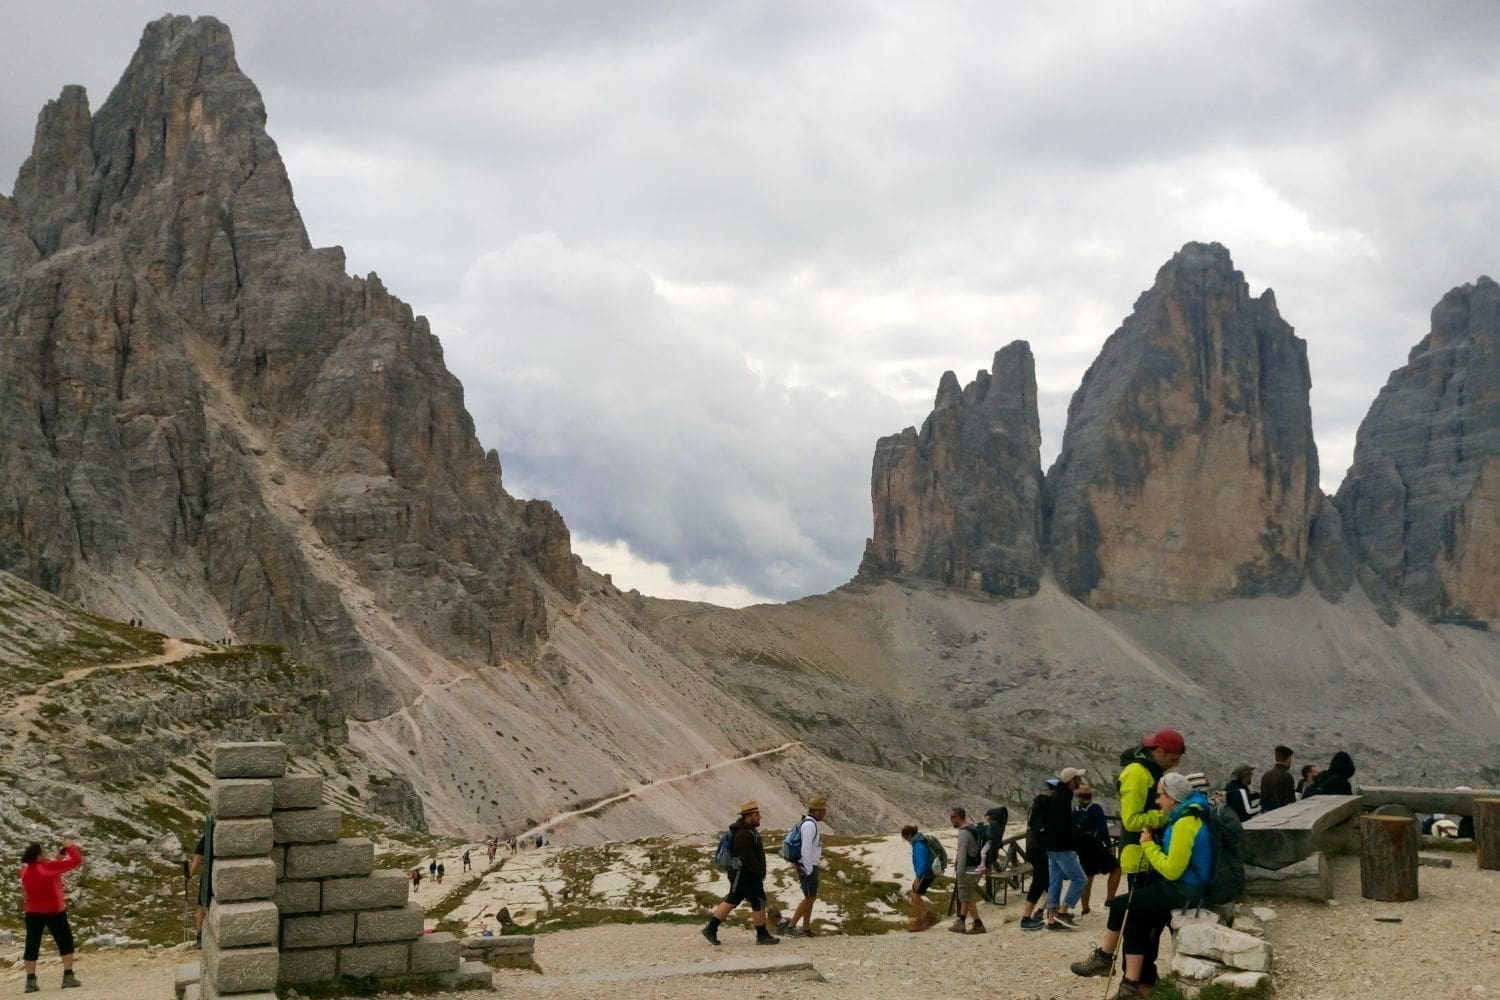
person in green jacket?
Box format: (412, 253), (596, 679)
(1070, 771), (1213, 998)
(1108, 727), (1184, 990)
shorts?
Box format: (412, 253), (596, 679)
(799, 866), (820, 898)
(955, 869), (981, 904)
(1079, 840), (1118, 877)
(913, 873), (935, 896)
(23, 912), (75, 962)
(723, 876), (767, 913)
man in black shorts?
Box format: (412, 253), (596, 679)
(702, 801), (779, 946)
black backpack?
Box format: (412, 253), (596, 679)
(1201, 803), (1246, 905)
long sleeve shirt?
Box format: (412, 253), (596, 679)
(911, 837), (931, 878)
(21, 845), (82, 914)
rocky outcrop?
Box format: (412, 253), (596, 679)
(1046, 242), (1320, 606)
(1335, 277), (1500, 625)
(0, 16), (579, 718)
(859, 342), (1044, 596)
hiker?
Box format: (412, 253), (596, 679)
(1019, 785), (1053, 931)
(462, 850), (471, 873)
(1040, 768), (1088, 930)
(1296, 763), (1319, 797)
(187, 818), (216, 948)
(411, 867), (422, 890)
(436, 861), (445, 884)
(1070, 772), (1213, 998)
(1225, 764), (1260, 822)
(900, 824), (940, 931)
(1073, 784), (1120, 916)
(535, 834), (544, 849)
(702, 801), (779, 946)
(980, 806), (1009, 872)
(1113, 727), (1185, 990)
(779, 795), (826, 937)
(1302, 751), (1356, 797)
(20, 840), (84, 992)
(1260, 745), (1296, 812)
(947, 806), (985, 934)
(428, 858), (437, 879)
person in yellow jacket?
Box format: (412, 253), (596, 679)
(1108, 727), (1184, 991)
(1070, 771), (1212, 998)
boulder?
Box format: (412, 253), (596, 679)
(1175, 921), (1274, 973)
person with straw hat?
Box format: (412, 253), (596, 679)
(702, 801), (779, 947)
(778, 795), (827, 937)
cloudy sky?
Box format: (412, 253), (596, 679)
(4, 2), (1498, 605)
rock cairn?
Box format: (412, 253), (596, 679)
(178, 741), (490, 998)
(1167, 906), (1274, 992)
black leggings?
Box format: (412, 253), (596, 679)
(1105, 873), (1180, 985)
(24, 912), (75, 962)
(1025, 850), (1051, 905)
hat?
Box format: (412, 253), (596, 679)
(738, 800), (760, 814)
(1232, 763), (1254, 780)
(1142, 727), (1186, 754)
(1075, 785), (1094, 798)
(1059, 767), (1087, 784)
(1185, 772), (1210, 792)
(807, 795), (828, 811)
(1161, 772), (1193, 802)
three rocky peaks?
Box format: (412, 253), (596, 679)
(861, 243), (1500, 627)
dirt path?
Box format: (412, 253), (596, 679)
(519, 742), (803, 840)
(1, 637), (218, 738)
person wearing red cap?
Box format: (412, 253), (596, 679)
(1112, 728), (1184, 990)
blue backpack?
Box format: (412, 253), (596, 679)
(712, 828), (740, 873)
(779, 816), (811, 863)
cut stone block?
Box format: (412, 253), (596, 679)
(212, 742), (289, 780)
(213, 818), (275, 858)
(285, 838), (374, 879)
(174, 961), (200, 1000)
(340, 942), (409, 979)
(1169, 907), (1223, 930)
(273, 774), (325, 810)
(282, 912), (355, 949)
(272, 846), (285, 879)
(272, 807), (342, 844)
(410, 931), (463, 974)
(436, 959), (495, 990)
(1170, 951), (1225, 982)
(321, 869), (410, 911)
(278, 947), (337, 985)
(355, 901), (424, 944)
(212, 858), (278, 902)
(212, 779), (275, 819)
(207, 900), (279, 948)
(1176, 921), (1274, 972)
(1215, 970), (1272, 988)
(203, 941), (279, 994)
(275, 880), (321, 915)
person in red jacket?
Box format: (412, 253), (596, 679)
(20, 840), (83, 992)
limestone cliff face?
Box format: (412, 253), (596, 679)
(1336, 277), (1500, 625)
(0, 16), (578, 719)
(859, 342), (1044, 596)
(1045, 242), (1320, 606)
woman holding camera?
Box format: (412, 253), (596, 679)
(20, 840), (83, 992)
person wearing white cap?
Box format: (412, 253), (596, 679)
(1070, 771), (1214, 998)
(1040, 767), (1089, 930)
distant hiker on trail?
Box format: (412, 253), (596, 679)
(1070, 772), (1213, 998)
(410, 867), (422, 891)
(1260, 745), (1296, 812)
(429, 858), (437, 879)
(1112, 727), (1185, 991)
(900, 824), (941, 931)
(1225, 764), (1261, 822)
(779, 795), (826, 938)
(188, 817), (216, 948)
(1019, 787), (1053, 931)
(436, 861), (445, 884)
(702, 800), (779, 947)
(1296, 763), (1319, 797)
(1040, 768), (1088, 930)
(462, 850), (471, 872)
(1073, 784), (1120, 916)
(1302, 751), (1356, 797)
(947, 806), (985, 934)
(20, 840), (83, 993)
(535, 833), (544, 849)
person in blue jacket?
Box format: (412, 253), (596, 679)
(901, 824), (938, 931)
(1070, 772), (1213, 998)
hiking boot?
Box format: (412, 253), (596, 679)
(61, 971), (81, 989)
(947, 919), (967, 933)
(920, 911), (939, 930)
(701, 925), (720, 947)
(966, 919), (986, 934)
(1045, 919), (1075, 931)
(1054, 911), (1078, 927)
(1107, 979), (1146, 1000)
(755, 933), (780, 946)
(783, 926), (802, 937)
(777, 916), (790, 934)
(24, 979), (38, 994)
(1071, 947), (1116, 977)
(1020, 915), (1043, 931)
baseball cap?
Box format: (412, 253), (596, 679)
(1059, 767), (1087, 783)
(1142, 728), (1186, 754)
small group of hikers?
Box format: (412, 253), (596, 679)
(1221, 746), (1360, 823)
(701, 796), (827, 946)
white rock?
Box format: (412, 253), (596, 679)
(1251, 906), (1277, 921)
(1175, 921), (1274, 973)
(1233, 913), (1264, 936)
(1170, 907), (1223, 930)
(1214, 970), (1270, 989)
(1170, 951), (1225, 982)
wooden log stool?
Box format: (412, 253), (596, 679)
(1359, 813), (1418, 901)
(1476, 798), (1500, 871)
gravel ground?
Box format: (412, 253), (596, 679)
(9, 853), (1496, 999)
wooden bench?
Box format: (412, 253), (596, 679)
(983, 834), (1031, 904)
(1241, 794), (1362, 869)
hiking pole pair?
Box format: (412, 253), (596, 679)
(1102, 869), (1140, 1000)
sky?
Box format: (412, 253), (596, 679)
(4, 2), (1499, 606)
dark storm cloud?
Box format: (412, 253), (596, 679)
(5, 2), (1500, 602)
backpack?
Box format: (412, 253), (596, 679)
(976, 810), (1009, 869)
(1201, 803), (1246, 905)
(712, 828), (740, 873)
(779, 815), (811, 863)
(959, 824), (982, 869)
(921, 833), (948, 876)
(1071, 807), (1096, 843)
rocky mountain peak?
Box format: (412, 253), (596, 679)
(859, 341), (1044, 596)
(1336, 275), (1500, 625)
(1045, 241), (1319, 606)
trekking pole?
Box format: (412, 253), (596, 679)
(1103, 868), (1140, 1000)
